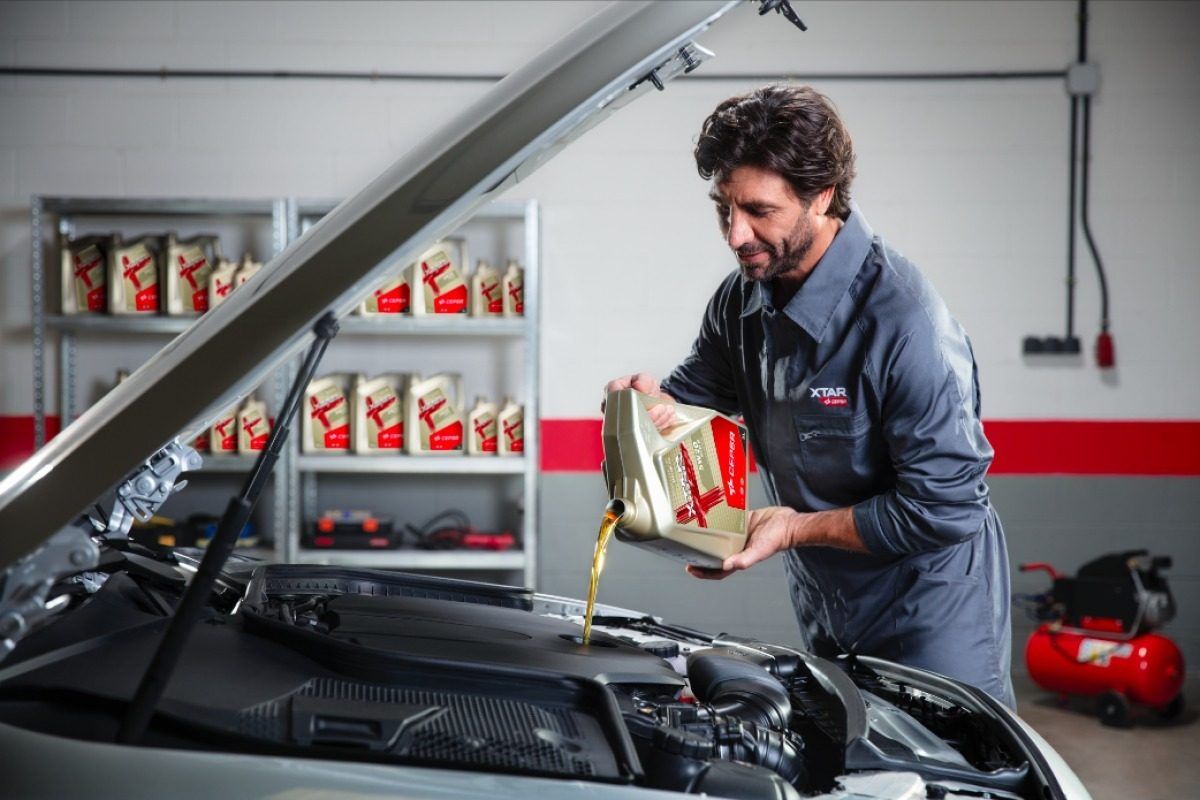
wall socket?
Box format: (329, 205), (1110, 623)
(1023, 335), (1082, 355)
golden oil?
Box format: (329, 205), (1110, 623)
(582, 502), (622, 644)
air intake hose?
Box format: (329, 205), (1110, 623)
(687, 648), (792, 729)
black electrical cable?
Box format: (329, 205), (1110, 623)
(1066, 95), (1078, 340)
(1080, 93), (1109, 332)
(116, 312), (340, 745)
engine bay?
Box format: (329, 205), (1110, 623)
(0, 554), (1051, 799)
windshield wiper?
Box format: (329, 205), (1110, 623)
(116, 313), (339, 744)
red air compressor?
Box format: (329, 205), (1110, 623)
(1019, 550), (1185, 726)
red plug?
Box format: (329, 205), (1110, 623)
(1096, 331), (1115, 368)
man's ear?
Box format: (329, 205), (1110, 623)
(814, 185), (835, 216)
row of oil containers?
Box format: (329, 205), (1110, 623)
(188, 374), (523, 458)
(302, 373), (524, 456)
(60, 234), (523, 318)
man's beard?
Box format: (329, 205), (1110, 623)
(736, 213), (815, 282)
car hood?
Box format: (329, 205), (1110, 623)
(0, 0), (749, 564)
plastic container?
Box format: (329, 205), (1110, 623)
(208, 257), (238, 310)
(497, 397), (524, 456)
(469, 260), (503, 317)
(467, 396), (498, 455)
(234, 253), (262, 288)
(163, 233), (219, 315)
(353, 373), (405, 454)
(408, 239), (468, 315)
(209, 403), (240, 455)
(237, 395), (271, 455)
(107, 234), (160, 315)
(60, 235), (108, 314)
(303, 374), (352, 454)
(404, 373), (464, 454)
(502, 259), (524, 317)
(601, 388), (749, 569)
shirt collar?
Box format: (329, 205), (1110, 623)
(740, 201), (874, 342)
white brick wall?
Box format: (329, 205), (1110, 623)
(0, 0), (1197, 419)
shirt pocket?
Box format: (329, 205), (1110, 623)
(793, 410), (879, 506)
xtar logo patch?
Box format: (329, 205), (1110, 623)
(810, 387), (849, 407)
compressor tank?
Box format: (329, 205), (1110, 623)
(1025, 624), (1184, 709)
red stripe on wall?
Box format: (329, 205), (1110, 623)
(0, 415), (61, 470)
(984, 420), (1200, 476)
(539, 418), (1200, 476)
(4, 416), (1198, 476)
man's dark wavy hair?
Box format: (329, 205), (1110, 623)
(694, 84), (856, 218)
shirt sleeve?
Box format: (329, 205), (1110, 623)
(852, 318), (994, 556)
(659, 274), (741, 417)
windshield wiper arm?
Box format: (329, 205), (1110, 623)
(116, 313), (339, 744)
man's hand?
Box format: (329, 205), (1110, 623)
(602, 373), (676, 430)
(686, 505), (865, 580)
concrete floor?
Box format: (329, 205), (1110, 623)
(1013, 673), (1200, 799)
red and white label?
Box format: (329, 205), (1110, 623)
(429, 421), (463, 451)
(712, 416), (747, 510)
(213, 417), (237, 452)
(374, 282), (410, 313)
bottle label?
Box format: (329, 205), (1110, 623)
(71, 244), (106, 311)
(308, 388), (349, 450)
(657, 415), (747, 531)
(420, 250), (467, 313)
(505, 274), (524, 315)
(502, 416), (524, 452)
(175, 245), (211, 312)
(364, 387), (402, 449)
(371, 279), (410, 313)
(119, 243), (158, 312)
(212, 415), (238, 453)
(472, 413), (498, 452)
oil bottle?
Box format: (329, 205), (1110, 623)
(234, 253), (262, 288)
(107, 234), (160, 314)
(466, 396), (498, 455)
(208, 256), (238, 310)
(404, 373), (464, 454)
(469, 260), (503, 317)
(497, 397), (524, 456)
(163, 233), (219, 315)
(237, 394), (272, 455)
(600, 388), (749, 569)
(408, 239), (468, 315)
(502, 259), (524, 317)
(353, 373), (405, 454)
(209, 403), (240, 456)
(358, 270), (409, 315)
(60, 235), (107, 314)
(303, 374), (352, 454)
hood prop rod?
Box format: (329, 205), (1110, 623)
(117, 312), (339, 744)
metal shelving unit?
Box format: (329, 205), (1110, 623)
(31, 196), (291, 557)
(284, 198), (541, 587)
(30, 195), (541, 587)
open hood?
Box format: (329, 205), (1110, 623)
(0, 1), (771, 563)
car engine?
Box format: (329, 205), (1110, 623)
(0, 555), (1050, 799)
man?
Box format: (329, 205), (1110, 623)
(606, 85), (1014, 708)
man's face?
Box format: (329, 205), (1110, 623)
(710, 165), (816, 282)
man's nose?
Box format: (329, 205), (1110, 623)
(726, 209), (754, 250)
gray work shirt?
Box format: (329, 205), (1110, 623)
(661, 203), (1014, 707)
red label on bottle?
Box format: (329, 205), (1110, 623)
(192, 286), (209, 312)
(192, 432), (210, 453)
(87, 286), (105, 311)
(135, 285), (157, 311)
(433, 284), (467, 314)
(376, 283), (410, 313)
(324, 423), (350, 449)
(429, 420), (463, 450)
(711, 416), (747, 510)
(376, 422), (402, 449)
(482, 436), (497, 452)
